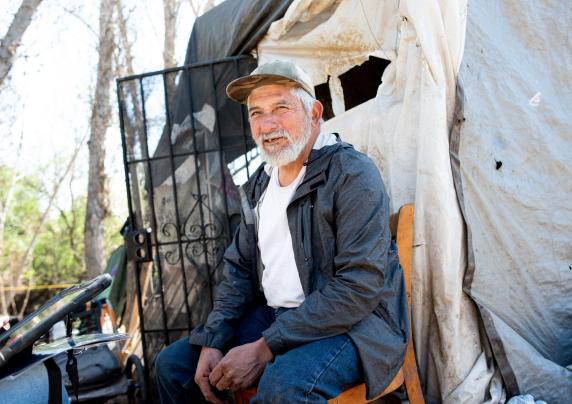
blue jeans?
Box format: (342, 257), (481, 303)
(155, 305), (362, 403)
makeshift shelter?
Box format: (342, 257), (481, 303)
(118, 0), (571, 402)
(251, 1), (572, 402)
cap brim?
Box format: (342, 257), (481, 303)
(226, 74), (313, 104)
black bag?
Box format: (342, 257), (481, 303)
(55, 344), (121, 391)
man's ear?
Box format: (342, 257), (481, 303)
(311, 100), (324, 126)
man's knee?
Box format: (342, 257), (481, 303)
(154, 343), (174, 381)
(154, 338), (200, 385)
(155, 340), (180, 372)
(255, 364), (307, 402)
(254, 336), (361, 403)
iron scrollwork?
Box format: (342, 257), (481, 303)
(161, 193), (227, 271)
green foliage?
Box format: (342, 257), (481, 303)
(103, 214), (125, 260)
(31, 202), (86, 285)
(1, 167), (43, 257)
(1, 165), (125, 288)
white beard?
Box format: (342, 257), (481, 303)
(255, 118), (312, 167)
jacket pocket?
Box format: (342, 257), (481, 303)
(374, 302), (405, 340)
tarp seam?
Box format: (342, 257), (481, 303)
(450, 76), (519, 398)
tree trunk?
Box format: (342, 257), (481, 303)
(163, 0), (181, 100)
(0, 133), (23, 315)
(84, 0), (116, 280)
(0, 173), (18, 316)
(163, 0), (179, 69)
(0, 0), (43, 88)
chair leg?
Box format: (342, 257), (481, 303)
(402, 339), (424, 404)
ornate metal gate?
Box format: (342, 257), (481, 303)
(116, 55), (259, 394)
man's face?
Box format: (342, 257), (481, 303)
(247, 84), (314, 167)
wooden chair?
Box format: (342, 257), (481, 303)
(235, 204), (424, 404)
(329, 204), (423, 403)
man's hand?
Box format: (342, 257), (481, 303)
(194, 346), (225, 404)
(209, 337), (274, 392)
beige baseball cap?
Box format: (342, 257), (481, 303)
(226, 60), (315, 104)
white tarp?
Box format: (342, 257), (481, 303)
(257, 1), (503, 403)
(454, 1), (572, 402)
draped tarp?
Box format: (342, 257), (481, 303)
(257, 1), (503, 402)
(256, 0), (572, 402)
(151, 0), (293, 186)
(453, 1), (572, 402)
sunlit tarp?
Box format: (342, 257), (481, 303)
(454, 1), (572, 402)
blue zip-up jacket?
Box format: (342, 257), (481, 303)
(190, 138), (408, 399)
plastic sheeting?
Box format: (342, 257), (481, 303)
(151, 0), (294, 184)
(454, 1), (572, 402)
(257, 1), (502, 403)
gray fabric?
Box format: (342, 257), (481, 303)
(191, 139), (408, 399)
(150, 0), (293, 186)
(184, 0), (293, 62)
(455, 0), (572, 401)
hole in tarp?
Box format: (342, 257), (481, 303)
(495, 160), (503, 170)
(315, 78), (334, 121)
(314, 56), (390, 119)
(339, 56), (389, 111)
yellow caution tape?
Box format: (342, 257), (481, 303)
(0, 283), (75, 292)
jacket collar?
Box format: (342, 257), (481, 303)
(291, 137), (343, 203)
(245, 133), (352, 205)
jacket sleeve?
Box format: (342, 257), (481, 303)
(262, 153), (393, 354)
(189, 211), (258, 350)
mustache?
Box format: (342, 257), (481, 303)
(259, 130), (292, 141)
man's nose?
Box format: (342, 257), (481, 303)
(258, 113), (279, 133)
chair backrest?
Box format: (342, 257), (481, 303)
(391, 204), (414, 321)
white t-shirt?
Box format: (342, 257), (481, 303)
(258, 166), (306, 308)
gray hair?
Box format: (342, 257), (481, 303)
(290, 87), (316, 114)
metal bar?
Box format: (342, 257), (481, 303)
(134, 262), (150, 398)
(142, 327), (190, 333)
(150, 237), (224, 248)
(228, 150), (260, 177)
(117, 55), (250, 83)
(162, 70), (193, 331)
(117, 80), (136, 232)
(209, 63), (232, 248)
(125, 143), (251, 165)
(117, 80), (151, 398)
(184, 65), (213, 305)
(233, 58), (251, 179)
(138, 77), (171, 346)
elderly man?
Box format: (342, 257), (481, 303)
(155, 60), (408, 404)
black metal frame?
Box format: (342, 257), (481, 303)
(116, 55), (258, 398)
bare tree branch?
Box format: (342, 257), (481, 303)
(188, 0), (216, 17)
(116, 0), (144, 221)
(61, 6), (99, 41)
(0, 0), (43, 88)
(17, 274), (33, 318)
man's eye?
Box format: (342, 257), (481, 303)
(250, 111), (261, 118)
(275, 106), (289, 113)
